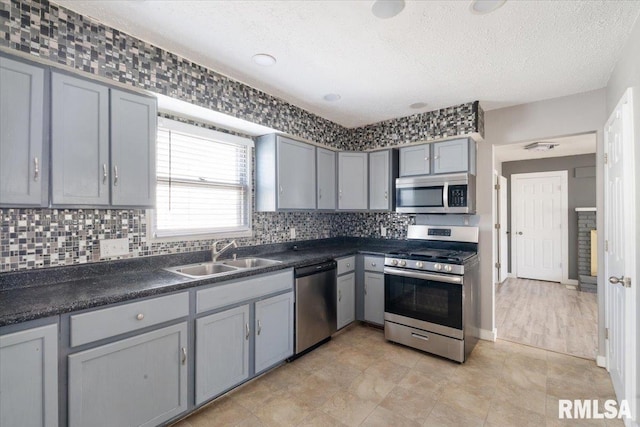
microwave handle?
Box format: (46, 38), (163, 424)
(443, 183), (449, 209)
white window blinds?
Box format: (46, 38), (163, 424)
(153, 118), (252, 238)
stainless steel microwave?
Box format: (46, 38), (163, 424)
(395, 173), (476, 214)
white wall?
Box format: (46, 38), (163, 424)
(478, 89), (607, 354)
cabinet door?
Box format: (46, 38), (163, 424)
(433, 138), (469, 174)
(364, 272), (385, 325)
(337, 273), (355, 330)
(317, 147), (336, 210)
(196, 305), (250, 404)
(0, 57), (47, 207)
(338, 152), (368, 210)
(277, 137), (316, 209)
(110, 89), (157, 207)
(68, 323), (188, 427)
(255, 292), (294, 373)
(51, 72), (109, 206)
(0, 324), (58, 427)
(399, 144), (430, 176)
(369, 150), (390, 210)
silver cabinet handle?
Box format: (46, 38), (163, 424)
(339, 189), (342, 200)
(279, 185), (283, 194)
(364, 284), (367, 295)
(113, 165), (119, 186)
(424, 156), (430, 161)
(411, 333), (429, 341)
(434, 155), (440, 160)
(384, 191), (387, 200)
(136, 313), (144, 321)
(181, 347), (187, 365)
(34, 157), (39, 181)
(103, 164), (108, 184)
(346, 263), (351, 268)
(371, 262), (377, 267)
(338, 289), (342, 302)
(245, 322), (250, 340)
(319, 188), (322, 199)
(257, 320), (262, 335)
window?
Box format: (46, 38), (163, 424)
(152, 117), (253, 239)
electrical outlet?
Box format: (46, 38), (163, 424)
(380, 225), (387, 237)
(100, 238), (129, 258)
(290, 227), (296, 239)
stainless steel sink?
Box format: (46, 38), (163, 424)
(221, 257), (282, 268)
(164, 257), (281, 279)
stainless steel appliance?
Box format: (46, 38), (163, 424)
(294, 261), (337, 355)
(395, 173), (476, 214)
(384, 225), (479, 362)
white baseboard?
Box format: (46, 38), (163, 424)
(507, 273), (516, 278)
(596, 355), (607, 368)
(563, 279), (579, 286)
(479, 328), (497, 342)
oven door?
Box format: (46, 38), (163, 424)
(384, 267), (463, 338)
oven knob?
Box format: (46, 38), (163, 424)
(399, 260), (407, 267)
(444, 265), (452, 272)
(434, 263), (442, 271)
(392, 259), (398, 266)
(416, 261), (424, 268)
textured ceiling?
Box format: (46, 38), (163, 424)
(495, 133), (597, 163)
(54, 0), (640, 128)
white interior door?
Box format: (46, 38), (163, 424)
(498, 175), (508, 283)
(511, 171), (567, 283)
(604, 87), (637, 425)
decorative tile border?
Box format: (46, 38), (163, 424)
(0, 0), (481, 272)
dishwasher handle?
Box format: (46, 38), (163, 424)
(295, 261), (337, 278)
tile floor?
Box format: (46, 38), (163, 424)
(173, 323), (622, 427)
(496, 278), (598, 359)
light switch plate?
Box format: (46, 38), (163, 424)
(100, 237), (130, 258)
(290, 227), (296, 239)
(380, 225), (387, 237)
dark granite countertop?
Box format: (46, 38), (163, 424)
(0, 237), (416, 327)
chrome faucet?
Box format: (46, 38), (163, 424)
(212, 240), (238, 262)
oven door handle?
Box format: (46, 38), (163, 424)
(384, 267), (463, 285)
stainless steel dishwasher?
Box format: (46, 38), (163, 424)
(294, 261), (337, 355)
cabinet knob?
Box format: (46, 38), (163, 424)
(103, 164), (108, 184)
(257, 319), (262, 335)
(245, 322), (250, 340)
(371, 262), (376, 267)
(113, 165), (119, 186)
(33, 157), (39, 181)
(319, 188), (322, 199)
(279, 185), (283, 194)
(181, 347), (187, 365)
(136, 313), (144, 321)
(338, 289), (342, 302)
(434, 155), (440, 160)
(346, 263), (351, 268)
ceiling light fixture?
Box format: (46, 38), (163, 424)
(252, 53), (276, 66)
(524, 142), (559, 151)
(371, 0), (405, 19)
(410, 102), (428, 109)
(323, 93), (341, 102)
(469, 0), (506, 15)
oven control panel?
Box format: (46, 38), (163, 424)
(385, 257), (465, 276)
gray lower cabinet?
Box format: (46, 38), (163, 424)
(0, 56), (47, 207)
(338, 152), (368, 210)
(337, 272), (355, 330)
(363, 256), (385, 326)
(51, 72), (110, 207)
(68, 323), (188, 427)
(316, 147), (336, 210)
(0, 323), (58, 427)
(196, 304), (250, 405)
(255, 292), (294, 373)
(110, 89), (157, 207)
(399, 144), (430, 176)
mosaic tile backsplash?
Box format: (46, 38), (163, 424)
(0, 0), (481, 272)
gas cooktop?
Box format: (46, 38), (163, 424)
(386, 249), (476, 264)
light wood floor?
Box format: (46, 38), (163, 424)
(496, 277), (598, 359)
(174, 324), (621, 426)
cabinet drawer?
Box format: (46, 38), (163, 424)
(197, 269), (293, 314)
(70, 292), (189, 347)
(363, 256), (384, 272)
(336, 256), (355, 275)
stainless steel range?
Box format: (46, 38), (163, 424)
(384, 225), (479, 363)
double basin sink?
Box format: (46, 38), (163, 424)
(165, 257), (282, 279)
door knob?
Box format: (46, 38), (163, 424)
(609, 276), (631, 288)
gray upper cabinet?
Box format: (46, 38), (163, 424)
(256, 134), (316, 211)
(0, 323), (58, 427)
(51, 72), (110, 207)
(110, 89), (157, 207)
(369, 149), (398, 211)
(432, 138), (475, 175)
(0, 56), (47, 207)
(316, 147), (336, 210)
(338, 152), (368, 210)
(68, 322), (188, 427)
(399, 144), (430, 176)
